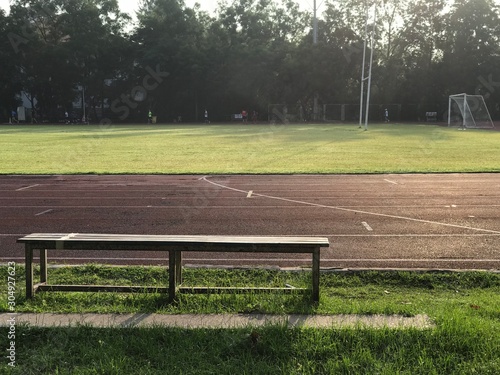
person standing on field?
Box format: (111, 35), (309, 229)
(148, 110), (153, 124)
(241, 109), (248, 123)
(10, 110), (17, 124)
(384, 108), (389, 123)
(204, 109), (209, 124)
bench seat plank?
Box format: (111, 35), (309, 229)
(18, 233), (329, 253)
(18, 233), (329, 246)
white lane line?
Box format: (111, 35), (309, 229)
(35, 209), (53, 216)
(2, 257), (499, 263)
(384, 179), (398, 185)
(362, 222), (373, 231)
(326, 234), (500, 237)
(202, 177), (500, 235)
(1, 233), (499, 238)
(16, 184), (40, 191)
(3, 205), (500, 209)
(247, 191), (253, 198)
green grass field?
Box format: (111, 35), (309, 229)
(1, 123), (499, 174)
(2, 123), (499, 373)
(1, 266), (499, 374)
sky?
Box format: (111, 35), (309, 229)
(0, 0), (320, 16)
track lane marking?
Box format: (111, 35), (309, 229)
(35, 209), (53, 216)
(2, 257), (499, 263)
(16, 184), (40, 191)
(2, 205), (500, 209)
(1, 233), (500, 238)
(202, 177), (500, 235)
(362, 222), (373, 231)
(384, 179), (398, 185)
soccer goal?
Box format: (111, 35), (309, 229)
(448, 93), (494, 129)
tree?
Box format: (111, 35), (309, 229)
(394, 0), (447, 117)
(7, 0), (74, 121)
(55, 0), (132, 121)
(441, 0), (500, 98)
(209, 0), (308, 119)
(6, 0), (131, 122)
(0, 9), (22, 121)
(132, 0), (207, 122)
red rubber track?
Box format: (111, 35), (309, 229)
(1, 174), (499, 270)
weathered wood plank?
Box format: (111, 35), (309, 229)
(178, 287), (308, 294)
(37, 285), (170, 294)
(18, 233), (329, 247)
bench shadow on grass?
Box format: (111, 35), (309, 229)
(8, 266), (316, 315)
(15, 288), (317, 316)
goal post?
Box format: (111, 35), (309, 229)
(448, 93), (494, 129)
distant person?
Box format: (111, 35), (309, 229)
(148, 110), (153, 124)
(65, 111), (69, 124)
(384, 108), (389, 122)
(10, 110), (17, 124)
(241, 109), (248, 123)
(204, 109), (209, 124)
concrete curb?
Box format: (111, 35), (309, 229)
(1, 313), (435, 329)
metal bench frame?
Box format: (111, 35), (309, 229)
(18, 233), (330, 303)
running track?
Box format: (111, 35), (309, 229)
(1, 174), (499, 270)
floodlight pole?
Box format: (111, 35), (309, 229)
(364, 3), (377, 131)
(359, 5), (369, 128)
(313, 0), (319, 121)
(313, 0), (318, 44)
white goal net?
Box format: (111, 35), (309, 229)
(448, 93), (494, 129)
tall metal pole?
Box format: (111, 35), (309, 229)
(364, 4), (377, 131)
(313, 0), (318, 121)
(359, 5), (369, 128)
(313, 0), (318, 44)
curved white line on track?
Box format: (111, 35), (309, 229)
(202, 177), (500, 235)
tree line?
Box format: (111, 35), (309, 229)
(1, 0), (499, 124)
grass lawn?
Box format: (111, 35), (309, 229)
(1, 123), (499, 174)
(1, 123), (499, 373)
(1, 266), (499, 374)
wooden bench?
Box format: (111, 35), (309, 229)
(18, 233), (330, 303)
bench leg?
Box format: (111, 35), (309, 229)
(25, 246), (34, 299)
(40, 249), (47, 284)
(168, 250), (177, 302)
(175, 251), (182, 285)
(312, 248), (320, 303)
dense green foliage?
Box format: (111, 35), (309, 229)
(1, 0), (499, 124)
